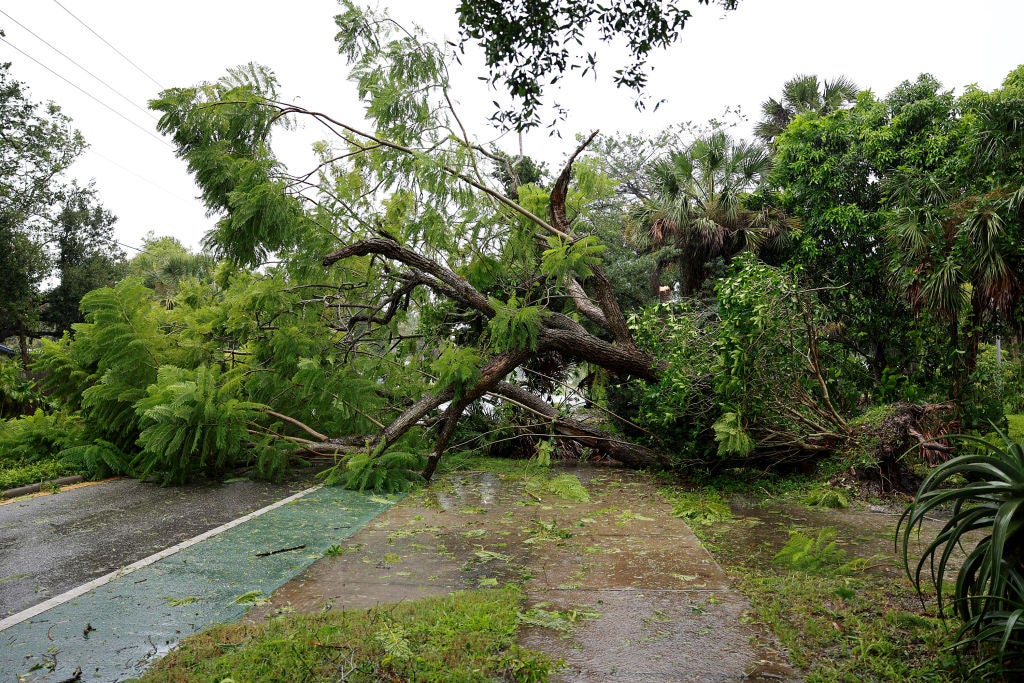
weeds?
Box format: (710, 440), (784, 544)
(137, 587), (556, 683)
(693, 501), (975, 680)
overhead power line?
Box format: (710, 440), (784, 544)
(51, 0), (164, 91)
(0, 7), (157, 120)
(0, 35), (172, 148)
(88, 148), (196, 205)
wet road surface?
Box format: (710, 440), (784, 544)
(0, 482), (398, 682)
(0, 475), (318, 619)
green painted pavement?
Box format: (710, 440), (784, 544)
(1, 486), (399, 682)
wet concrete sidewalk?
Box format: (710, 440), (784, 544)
(249, 466), (798, 682)
(1, 486), (399, 682)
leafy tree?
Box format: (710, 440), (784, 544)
(456, 0), (740, 130)
(0, 61), (120, 359)
(770, 88), (922, 390)
(885, 70), (1024, 403)
(146, 4), (676, 485)
(125, 233), (214, 305)
(0, 61), (83, 360)
(43, 184), (125, 336)
(484, 147), (549, 200)
(755, 74), (859, 143)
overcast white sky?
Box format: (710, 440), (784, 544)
(2, 1), (1022, 254)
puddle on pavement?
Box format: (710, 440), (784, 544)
(725, 496), (973, 580)
(250, 466), (801, 681)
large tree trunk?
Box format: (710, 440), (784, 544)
(491, 383), (671, 469)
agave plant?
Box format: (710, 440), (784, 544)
(897, 430), (1024, 675)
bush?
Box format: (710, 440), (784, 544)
(961, 344), (1012, 429)
(0, 409), (83, 463)
(897, 429), (1024, 676)
(0, 357), (39, 418)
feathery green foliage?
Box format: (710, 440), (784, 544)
(431, 345), (483, 401)
(774, 528), (847, 572)
(540, 473), (590, 502)
(134, 365), (266, 485)
(487, 296), (543, 352)
(664, 489), (733, 526)
(322, 449), (426, 493)
(712, 411), (754, 458)
(540, 234), (605, 281)
(0, 409), (81, 463)
(0, 357), (39, 418)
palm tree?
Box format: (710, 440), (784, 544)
(628, 130), (794, 296)
(886, 168), (1024, 393)
(755, 74), (859, 143)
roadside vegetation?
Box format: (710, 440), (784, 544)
(136, 586), (555, 683)
(3, 0), (1024, 676)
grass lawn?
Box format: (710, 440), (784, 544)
(135, 584), (554, 683)
(668, 485), (995, 682)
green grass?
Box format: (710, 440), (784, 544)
(692, 504), (979, 681)
(136, 586), (555, 683)
(1006, 413), (1024, 439)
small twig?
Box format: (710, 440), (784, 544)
(57, 668), (82, 683)
(255, 544), (307, 558)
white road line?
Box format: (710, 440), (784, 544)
(0, 484), (322, 632)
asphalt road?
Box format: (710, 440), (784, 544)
(0, 474), (318, 619)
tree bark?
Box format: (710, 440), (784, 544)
(422, 349), (533, 480)
(315, 133), (670, 476)
(491, 383), (671, 469)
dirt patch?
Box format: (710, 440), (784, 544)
(250, 466), (799, 681)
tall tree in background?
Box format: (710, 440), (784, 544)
(43, 184), (125, 336)
(627, 130), (792, 296)
(0, 61), (120, 360)
(0, 61), (83, 362)
(885, 70), (1024, 397)
(456, 0), (741, 130)
(755, 74), (859, 143)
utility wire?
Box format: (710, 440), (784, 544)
(51, 0), (164, 91)
(88, 148), (197, 205)
(0, 36), (172, 149)
(0, 8), (157, 120)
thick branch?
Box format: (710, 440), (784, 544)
(550, 130), (600, 234)
(567, 277), (610, 329)
(422, 349), (533, 480)
(546, 130), (634, 346)
(538, 327), (664, 381)
(323, 237), (495, 316)
(584, 267), (636, 346)
(491, 383), (671, 469)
